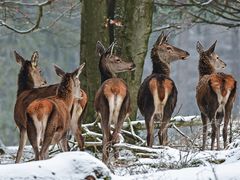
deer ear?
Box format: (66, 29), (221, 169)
(31, 51), (39, 67)
(73, 62), (85, 78)
(196, 41), (204, 54)
(155, 32), (167, 45)
(105, 41), (116, 55)
(96, 41), (105, 57)
(207, 40), (217, 54)
(14, 51), (25, 65)
(53, 64), (65, 78)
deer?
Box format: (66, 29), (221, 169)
(196, 41), (237, 150)
(94, 41), (136, 164)
(14, 51), (87, 163)
(26, 63), (85, 160)
(137, 32), (190, 147)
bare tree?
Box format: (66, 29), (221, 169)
(154, 0), (240, 30)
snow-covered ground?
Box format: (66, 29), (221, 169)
(1, 140), (240, 179)
(0, 116), (239, 179)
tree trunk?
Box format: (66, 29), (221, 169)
(80, 0), (109, 123)
(115, 0), (153, 120)
(80, 0), (153, 122)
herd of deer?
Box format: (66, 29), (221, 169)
(13, 32), (237, 165)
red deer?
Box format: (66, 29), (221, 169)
(196, 41), (237, 150)
(94, 41), (136, 164)
(137, 32), (189, 147)
(26, 63), (85, 160)
(14, 51), (87, 163)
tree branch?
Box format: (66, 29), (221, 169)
(0, 0), (54, 34)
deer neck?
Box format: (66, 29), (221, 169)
(17, 68), (34, 96)
(56, 80), (74, 110)
(198, 56), (215, 79)
(99, 59), (116, 84)
(151, 50), (170, 77)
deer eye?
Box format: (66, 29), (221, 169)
(116, 58), (121, 62)
(166, 46), (172, 50)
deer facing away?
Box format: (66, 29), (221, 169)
(26, 63), (85, 160)
(14, 51), (87, 163)
(196, 41), (237, 150)
(94, 41), (136, 164)
(137, 32), (189, 147)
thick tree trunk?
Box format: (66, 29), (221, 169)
(80, 0), (153, 122)
(80, 0), (109, 123)
(115, 0), (153, 120)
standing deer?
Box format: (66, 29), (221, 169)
(14, 51), (87, 163)
(196, 41), (237, 150)
(26, 63), (85, 160)
(137, 32), (189, 147)
(94, 41), (136, 164)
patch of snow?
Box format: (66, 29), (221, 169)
(0, 152), (111, 180)
(171, 115), (201, 122)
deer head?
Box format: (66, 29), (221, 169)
(152, 32), (190, 64)
(96, 41), (136, 78)
(15, 51), (47, 88)
(54, 63), (85, 99)
(196, 41), (226, 70)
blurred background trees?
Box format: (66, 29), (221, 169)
(0, 0), (239, 145)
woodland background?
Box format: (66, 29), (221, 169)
(0, 0), (239, 146)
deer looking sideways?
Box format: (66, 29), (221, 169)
(94, 41), (136, 164)
(14, 51), (87, 163)
(26, 63), (85, 160)
(137, 32), (189, 147)
(196, 41), (237, 150)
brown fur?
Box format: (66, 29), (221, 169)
(26, 67), (83, 160)
(95, 41), (135, 164)
(14, 53), (87, 163)
(137, 32), (189, 147)
(196, 41), (237, 150)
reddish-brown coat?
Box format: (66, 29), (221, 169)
(209, 73), (235, 97)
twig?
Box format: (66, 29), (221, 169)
(0, 0), (54, 34)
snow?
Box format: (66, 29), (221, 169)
(128, 161), (240, 180)
(0, 152), (111, 180)
(0, 116), (240, 180)
(0, 143), (240, 179)
(171, 115), (201, 122)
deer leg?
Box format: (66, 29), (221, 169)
(223, 105), (232, 148)
(145, 115), (154, 147)
(158, 117), (169, 146)
(72, 126), (84, 151)
(102, 127), (111, 164)
(27, 120), (40, 160)
(59, 133), (69, 152)
(210, 119), (217, 150)
(201, 113), (208, 151)
(15, 128), (27, 163)
(216, 120), (221, 150)
(40, 131), (55, 160)
(111, 118), (125, 159)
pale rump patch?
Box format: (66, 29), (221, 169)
(32, 114), (48, 149)
(102, 79), (127, 127)
(70, 102), (83, 134)
(149, 78), (172, 121)
(107, 95), (124, 127)
(215, 89), (231, 115)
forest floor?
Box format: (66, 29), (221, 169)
(1, 116), (240, 179)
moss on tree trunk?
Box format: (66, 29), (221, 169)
(115, 0), (153, 120)
(80, 0), (109, 123)
(80, 0), (153, 122)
